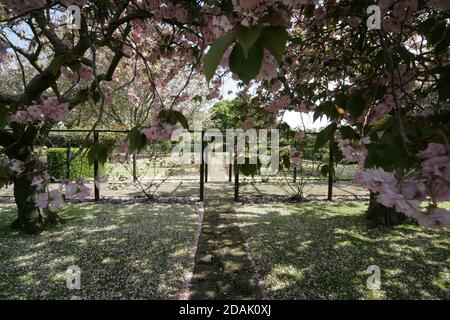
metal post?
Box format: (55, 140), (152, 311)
(132, 154), (137, 182)
(327, 139), (334, 202)
(293, 166), (297, 183)
(234, 160), (239, 202)
(66, 144), (71, 180)
(199, 130), (205, 202)
(229, 164), (232, 183)
(94, 130), (100, 201)
(205, 146), (208, 183)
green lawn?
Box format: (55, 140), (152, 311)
(0, 202), (200, 299)
(235, 202), (450, 299)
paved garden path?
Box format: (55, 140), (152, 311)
(190, 163), (263, 299)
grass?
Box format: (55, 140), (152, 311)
(0, 202), (200, 299)
(235, 202), (450, 299)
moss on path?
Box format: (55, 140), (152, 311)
(190, 183), (263, 299)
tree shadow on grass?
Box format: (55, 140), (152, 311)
(0, 202), (199, 299)
(237, 202), (450, 300)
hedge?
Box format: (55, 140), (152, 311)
(47, 148), (102, 180)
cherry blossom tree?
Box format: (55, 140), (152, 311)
(0, 0), (449, 234)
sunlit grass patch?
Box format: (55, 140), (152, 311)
(0, 202), (199, 299)
(236, 202), (450, 300)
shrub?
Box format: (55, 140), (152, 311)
(47, 148), (101, 180)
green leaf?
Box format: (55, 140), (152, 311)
(369, 116), (395, 136)
(0, 105), (9, 129)
(48, 55), (65, 76)
(128, 128), (147, 152)
(313, 101), (334, 122)
(0, 165), (12, 188)
(239, 163), (258, 176)
(93, 91), (102, 104)
(236, 25), (262, 59)
(159, 110), (189, 130)
(314, 124), (335, 151)
(339, 126), (356, 140)
(66, 61), (82, 73)
(320, 164), (329, 177)
(97, 147), (109, 165)
(87, 145), (100, 166)
(260, 26), (288, 65)
(192, 95), (203, 103)
(173, 111), (189, 130)
(348, 94), (366, 119)
(258, 11), (290, 28)
(204, 33), (235, 82)
(229, 42), (263, 84)
(282, 153), (291, 170)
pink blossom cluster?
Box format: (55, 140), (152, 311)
(127, 88), (141, 106)
(8, 159), (24, 175)
(231, 0), (279, 19)
(35, 189), (64, 209)
(94, 174), (108, 189)
(0, 0), (87, 16)
(293, 101), (313, 113)
(8, 98), (70, 124)
(242, 119), (254, 129)
(65, 179), (91, 200)
(0, 0), (46, 16)
(153, 1), (189, 24)
(364, 65), (415, 125)
(355, 143), (450, 228)
(0, 41), (9, 64)
(34, 177), (92, 208)
(267, 96), (291, 113)
(295, 130), (305, 140)
(31, 171), (49, 190)
(61, 67), (79, 82)
(427, 0), (450, 10)
(289, 147), (303, 167)
(141, 116), (179, 142)
(257, 52), (278, 82)
(380, 0), (418, 33)
(79, 66), (94, 82)
(337, 138), (370, 166)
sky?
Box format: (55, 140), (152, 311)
(220, 75), (329, 131)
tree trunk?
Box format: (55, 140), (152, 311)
(7, 131), (64, 234)
(366, 192), (406, 227)
(10, 173), (64, 234)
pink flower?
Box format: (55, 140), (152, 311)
(79, 66), (94, 81)
(355, 168), (397, 193)
(31, 171), (49, 190)
(295, 131), (305, 140)
(243, 119), (254, 130)
(267, 96), (291, 113)
(418, 208), (450, 228)
(8, 110), (29, 124)
(65, 180), (91, 200)
(26, 104), (45, 121)
(94, 174), (108, 190)
(35, 190), (64, 209)
(289, 147), (303, 167)
(40, 98), (70, 122)
(35, 192), (49, 209)
(141, 127), (160, 141)
(9, 159), (24, 174)
(0, 41), (9, 63)
(61, 67), (78, 82)
(257, 52), (278, 81)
